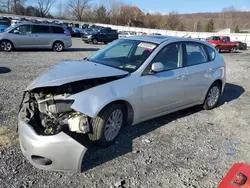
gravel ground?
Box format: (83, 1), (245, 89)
(0, 38), (250, 188)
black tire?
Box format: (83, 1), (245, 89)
(88, 103), (125, 146)
(52, 41), (64, 52)
(0, 40), (13, 52)
(230, 46), (237, 53)
(104, 42), (108, 45)
(92, 39), (98, 45)
(203, 82), (221, 110)
(84, 41), (89, 44)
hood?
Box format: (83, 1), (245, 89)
(26, 60), (129, 91)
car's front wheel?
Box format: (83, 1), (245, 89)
(203, 82), (221, 110)
(88, 103), (125, 146)
(0, 40), (13, 52)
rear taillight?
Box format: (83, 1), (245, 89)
(66, 34), (71, 37)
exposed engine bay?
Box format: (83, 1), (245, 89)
(19, 76), (123, 135)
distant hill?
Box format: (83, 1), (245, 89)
(180, 11), (250, 31)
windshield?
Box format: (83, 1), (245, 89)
(88, 39), (157, 73)
(3, 26), (14, 33)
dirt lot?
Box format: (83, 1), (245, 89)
(0, 38), (250, 188)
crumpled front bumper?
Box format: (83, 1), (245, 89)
(18, 115), (87, 172)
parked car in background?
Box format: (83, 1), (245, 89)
(118, 31), (137, 38)
(151, 33), (162, 35)
(80, 28), (95, 37)
(195, 38), (206, 41)
(0, 20), (9, 32)
(0, 23), (72, 52)
(234, 41), (247, 50)
(72, 27), (81, 37)
(19, 36), (226, 172)
(206, 36), (239, 52)
(82, 27), (118, 44)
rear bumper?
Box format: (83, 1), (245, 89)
(64, 40), (72, 48)
(18, 115), (87, 172)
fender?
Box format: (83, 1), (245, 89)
(68, 75), (142, 124)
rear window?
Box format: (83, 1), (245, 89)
(185, 42), (208, 66)
(32, 25), (50, 34)
(204, 45), (216, 61)
(51, 26), (65, 34)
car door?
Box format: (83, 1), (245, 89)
(31, 25), (52, 48)
(183, 42), (215, 103)
(9, 24), (34, 48)
(140, 42), (189, 119)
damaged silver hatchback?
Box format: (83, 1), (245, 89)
(18, 36), (226, 172)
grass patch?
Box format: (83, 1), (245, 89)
(0, 125), (18, 151)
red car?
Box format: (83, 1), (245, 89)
(206, 36), (239, 53)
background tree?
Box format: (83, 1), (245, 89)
(235, 25), (240, 33)
(37, 0), (56, 17)
(0, 0), (12, 13)
(68, 0), (92, 21)
(205, 19), (215, 32)
(166, 11), (182, 30)
(94, 5), (109, 23)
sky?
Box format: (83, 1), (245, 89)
(26, 0), (250, 14)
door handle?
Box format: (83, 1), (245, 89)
(177, 75), (186, 80)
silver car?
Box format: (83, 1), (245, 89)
(0, 23), (72, 52)
(18, 36), (226, 172)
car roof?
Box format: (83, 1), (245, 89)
(14, 22), (64, 27)
(125, 35), (180, 44)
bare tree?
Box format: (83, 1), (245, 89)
(102, 0), (124, 24)
(219, 6), (237, 28)
(68, 0), (92, 21)
(0, 0), (12, 12)
(37, 0), (56, 17)
(166, 11), (182, 30)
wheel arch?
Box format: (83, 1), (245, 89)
(98, 100), (134, 126)
(202, 79), (224, 103)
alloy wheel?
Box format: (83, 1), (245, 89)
(104, 109), (123, 141)
(207, 86), (220, 107)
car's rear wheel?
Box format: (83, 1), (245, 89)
(88, 103), (125, 146)
(230, 46), (237, 53)
(104, 42), (108, 45)
(53, 41), (64, 52)
(0, 40), (13, 52)
(203, 82), (221, 110)
(92, 39), (98, 44)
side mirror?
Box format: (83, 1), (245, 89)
(14, 30), (19, 34)
(150, 62), (164, 73)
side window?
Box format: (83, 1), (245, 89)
(104, 43), (133, 58)
(204, 45), (216, 61)
(152, 43), (182, 71)
(185, 43), (208, 66)
(51, 26), (65, 34)
(12, 25), (31, 34)
(32, 25), (50, 34)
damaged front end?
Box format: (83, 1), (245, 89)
(18, 76), (123, 172)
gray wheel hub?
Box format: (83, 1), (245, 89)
(54, 43), (63, 51)
(104, 109), (123, 141)
(207, 86), (220, 107)
(1, 41), (12, 51)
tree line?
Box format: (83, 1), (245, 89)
(0, 0), (249, 32)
